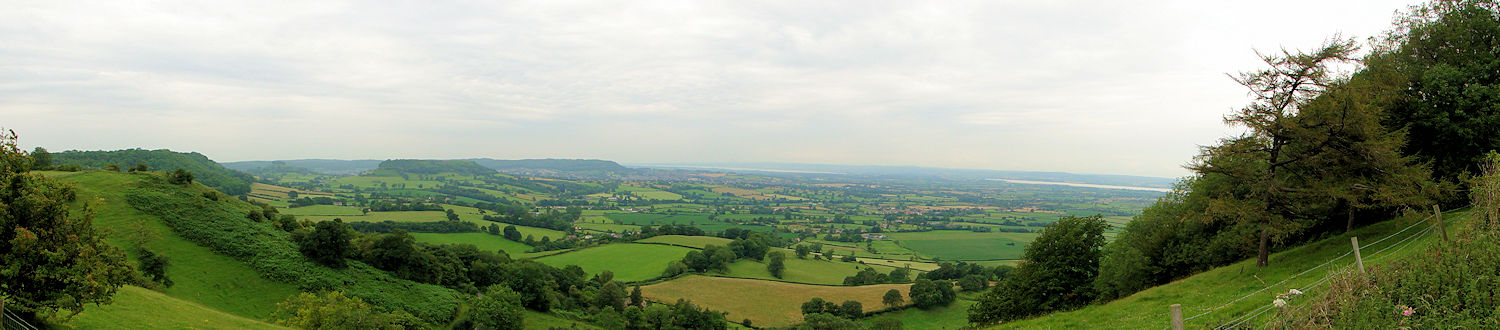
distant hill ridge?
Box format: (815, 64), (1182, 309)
(51, 149), (256, 195)
(377, 159), (496, 175)
(225, 158), (631, 175)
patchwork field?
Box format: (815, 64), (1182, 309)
(641, 276), (912, 328)
(723, 253), (898, 285)
(410, 232), (533, 256)
(279, 204), (364, 216)
(534, 244), (696, 282)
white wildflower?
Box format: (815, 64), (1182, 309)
(1273, 299), (1288, 308)
(1289, 289), (1303, 295)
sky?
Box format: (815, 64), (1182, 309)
(2, 0), (1423, 178)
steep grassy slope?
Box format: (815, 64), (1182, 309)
(55, 171), (299, 320)
(54, 286), (285, 329)
(54, 171), (462, 324)
(996, 210), (1463, 328)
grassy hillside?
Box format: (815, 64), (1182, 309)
(642, 275), (912, 328)
(864, 299), (976, 329)
(57, 170), (463, 323)
(997, 210), (1462, 328)
(50, 149), (256, 195)
(53, 286), (285, 329)
(534, 244), (696, 282)
(55, 171), (300, 320)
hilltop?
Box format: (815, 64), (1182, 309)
(50, 149), (256, 195)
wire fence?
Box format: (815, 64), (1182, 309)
(1156, 209), (1446, 330)
(1, 307), (39, 330)
(1203, 205), (1460, 329)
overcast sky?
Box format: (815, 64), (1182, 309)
(3, 0), (1422, 178)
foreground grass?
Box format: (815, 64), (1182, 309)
(55, 286), (285, 329)
(535, 243), (696, 282)
(642, 275), (911, 328)
(999, 210), (1463, 328)
(524, 310), (599, 330)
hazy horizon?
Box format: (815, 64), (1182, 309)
(5, 0), (1421, 178)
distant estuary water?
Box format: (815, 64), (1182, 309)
(990, 179), (1172, 193)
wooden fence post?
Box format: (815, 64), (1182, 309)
(1170, 304), (1184, 330)
(1351, 237), (1365, 274)
(1434, 205), (1448, 242)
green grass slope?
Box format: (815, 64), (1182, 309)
(997, 210), (1464, 328)
(56, 171), (462, 323)
(57, 171), (300, 320)
(54, 286), (285, 329)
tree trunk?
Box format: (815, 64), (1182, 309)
(1256, 223), (1270, 267)
(1345, 207), (1355, 233)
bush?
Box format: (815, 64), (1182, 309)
(470, 285), (525, 330)
(970, 215), (1108, 324)
(908, 279), (955, 309)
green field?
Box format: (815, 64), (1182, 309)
(57, 286), (286, 329)
(637, 235), (734, 248)
(575, 222), (641, 233)
(605, 212), (717, 226)
(535, 244), (696, 282)
(411, 232), (533, 256)
(642, 275), (912, 328)
(887, 231), (1037, 260)
(724, 252), (896, 285)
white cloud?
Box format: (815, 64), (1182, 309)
(0, 0), (1422, 177)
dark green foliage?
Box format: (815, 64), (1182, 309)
(295, 219), (354, 268)
(908, 279), (956, 309)
(136, 248), (173, 287)
(50, 149), (255, 195)
(1384, 0), (1500, 181)
(969, 215), (1108, 324)
(839, 300), (863, 318)
(795, 244), (811, 259)
(29, 147), (51, 170)
(470, 285), (525, 330)
(0, 133), (133, 316)
(768, 251), (787, 279)
(801, 298), (840, 316)
(630, 286), (644, 308)
(347, 220), (479, 234)
(882, 289), (903, 307)
(680, 245), (736, 273)
(956, 274), (988, 292)
(377, 159), (496, 175)
(797, 313), (863, 330)
(503, 225), (522, 241)
(167, 168), (193, 184)
(445, 208), (460, 221)
(128, 163), (148, 172)
(594, 281), (627, 311)
(842, 268), (886, 286)
(886, 268), (910, 283)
